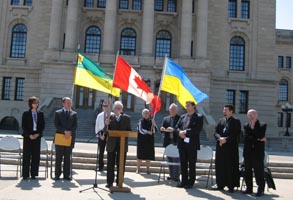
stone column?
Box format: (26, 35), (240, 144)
(48, 0), (63, 50)
(180, 0), (193, 58)
(64, 0), (79, 51)
(196, 0), (208, 58)
(141, 0), (154, 56)
(102, 0), (117, 54)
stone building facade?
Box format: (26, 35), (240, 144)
(0, 0), (292, 144)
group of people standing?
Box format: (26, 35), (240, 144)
(21, 95), (266, 197)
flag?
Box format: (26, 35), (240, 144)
(74, 53), (120, 97)
(113, 56), (161, 115)
(161, 58), (208, 107)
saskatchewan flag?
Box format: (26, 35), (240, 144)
(74, 53), (120, 97)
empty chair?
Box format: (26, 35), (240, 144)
(197, 145), (214, 188)
(158, 144), (180, 183)
(0, 136), (22, 177)
(40, 137), (49, 178)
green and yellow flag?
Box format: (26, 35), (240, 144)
(74, 53), (120, 97)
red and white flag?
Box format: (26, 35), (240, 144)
(113, 56), (161, 116)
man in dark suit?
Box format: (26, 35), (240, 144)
(105, 101), (131, 188)
(22, 96), (45, 180)
(53, 97), (78, 181)
(243, 109), (266, 197)
(213, 104), (241, 193)
(175, 101), (203, 189)
(160, 103), (180, 181)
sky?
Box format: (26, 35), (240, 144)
(276, 0), (293, 30)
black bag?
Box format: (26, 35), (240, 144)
(264, 167), (276, 190)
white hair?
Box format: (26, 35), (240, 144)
(141, 108), (150, 115)
(112, 101), (123, 110)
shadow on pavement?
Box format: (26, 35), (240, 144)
(52, 179), (79, 191)
(15, 179), (41, 190)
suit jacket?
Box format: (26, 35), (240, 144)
(54, 109), (78, 148)
(175, 112), (203, 152)
(243, 120), (266, 158)
(160, 114), (180, 147)
(106, 113), (131, 152)
(22, 110), (45, 138)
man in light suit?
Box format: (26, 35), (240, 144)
(53, 97), (78, 181)
(105, 101), (131, 188)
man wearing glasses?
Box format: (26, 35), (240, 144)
(105, 101), (131, 188)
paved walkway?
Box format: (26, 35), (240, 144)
(0, 141), (293, 199)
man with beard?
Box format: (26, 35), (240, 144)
(213, 104), (241, 193)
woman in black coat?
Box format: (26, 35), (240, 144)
(136, 108), (156, 174)
(243, 109), (266, 197)
(21, 96), (45, 180)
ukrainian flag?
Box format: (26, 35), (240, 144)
(161, 58), (208, 106)
(74, 53), (120, 97)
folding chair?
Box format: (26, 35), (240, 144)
(0, 136), (22, 177)
(40, 137), (49, 178)
(197, 145), (213, 188)
(158, 144), (180, 183)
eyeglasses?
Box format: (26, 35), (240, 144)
(102, 105), (108, 107)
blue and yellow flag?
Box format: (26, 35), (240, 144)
(161, 58), (208, 106)
(74, 53), (120, 97)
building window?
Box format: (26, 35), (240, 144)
(241, 0), (250, 19)
(228, 0), (237, 18)
(155, 30), (171, 58)
(226, 90), (236, 107)
(132, 0), (142, 10)
(239, 91), (248, 113)
(119, 0), (128, 9)
(279, 79), (288, 101)
(120, 28), (136, 56)
(15, 78), (25, 101)
(10, 24), (27, 58)
(155, 0), (163, 11)
(286, 56), (291, 69)
(2, 77), (12, 100)
(229, 36), (245, 71)
(84, 0), (94, 8)
(278, 112), (283, 127)
(278, 56), (284, 68)
(97, 0), (106, 8)
(10, 0), (19, 5)
(119, 91), (134, 111)
(167, 0), (176, 12)
(24, 0), (32, 6)
(85, 26), (101, 54)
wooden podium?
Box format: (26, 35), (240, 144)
(107, 130), (137, 193)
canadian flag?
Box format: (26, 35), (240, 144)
(113, 56), (161, 116)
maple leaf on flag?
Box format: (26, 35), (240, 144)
(133, 76), (152, 93)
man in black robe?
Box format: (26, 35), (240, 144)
(213, 104), (241, 193)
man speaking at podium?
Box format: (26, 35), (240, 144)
(105, 101), (131, 188)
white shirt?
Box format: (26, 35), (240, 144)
(95, 111), (113, 134)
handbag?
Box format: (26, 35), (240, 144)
(54, 133), (72, 147)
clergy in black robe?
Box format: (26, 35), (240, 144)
(136, 108), (156, 174)
(243, 109), (266, 196)
(214, 104), (241, 193)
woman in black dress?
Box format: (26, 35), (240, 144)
(21, 96), (45, 180)
(136, 108), (156, 174)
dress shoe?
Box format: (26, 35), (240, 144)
(31, 176), (36, 179)
(184, 184), (193, 189)
(228, 188), (234, 193)
(22, 177), (28, 180)
(256, 190), (264, 197)
(242, 190), (253, 194)
(53, 177), (60, 181)
(211, 185), (224, 190)
(105, 183), (113, 188)
(167, 176), (172, 180)
(64, 177), (72, 181)
(176, 182), (186, 188)
(173, 178), (180, 182)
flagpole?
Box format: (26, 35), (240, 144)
(71, 45), (80, 107)
(152, 55), (168, 120)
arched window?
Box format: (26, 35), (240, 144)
(10, 24), (27, 58)
(120, 28), (136, 56)
(279, 79), (289, 101)
(155, 30), (171, 58)
(85, 26), (101, 54)
(229, 36), (245, 71)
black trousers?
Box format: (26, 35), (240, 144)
(98, 139), (106, 170)
(179, 144), (197, 186)
(22, 137), (41, 178)
(244, 153), (265, 191)
(55, 145), (72, 178)
(106, 146), (126, 186)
